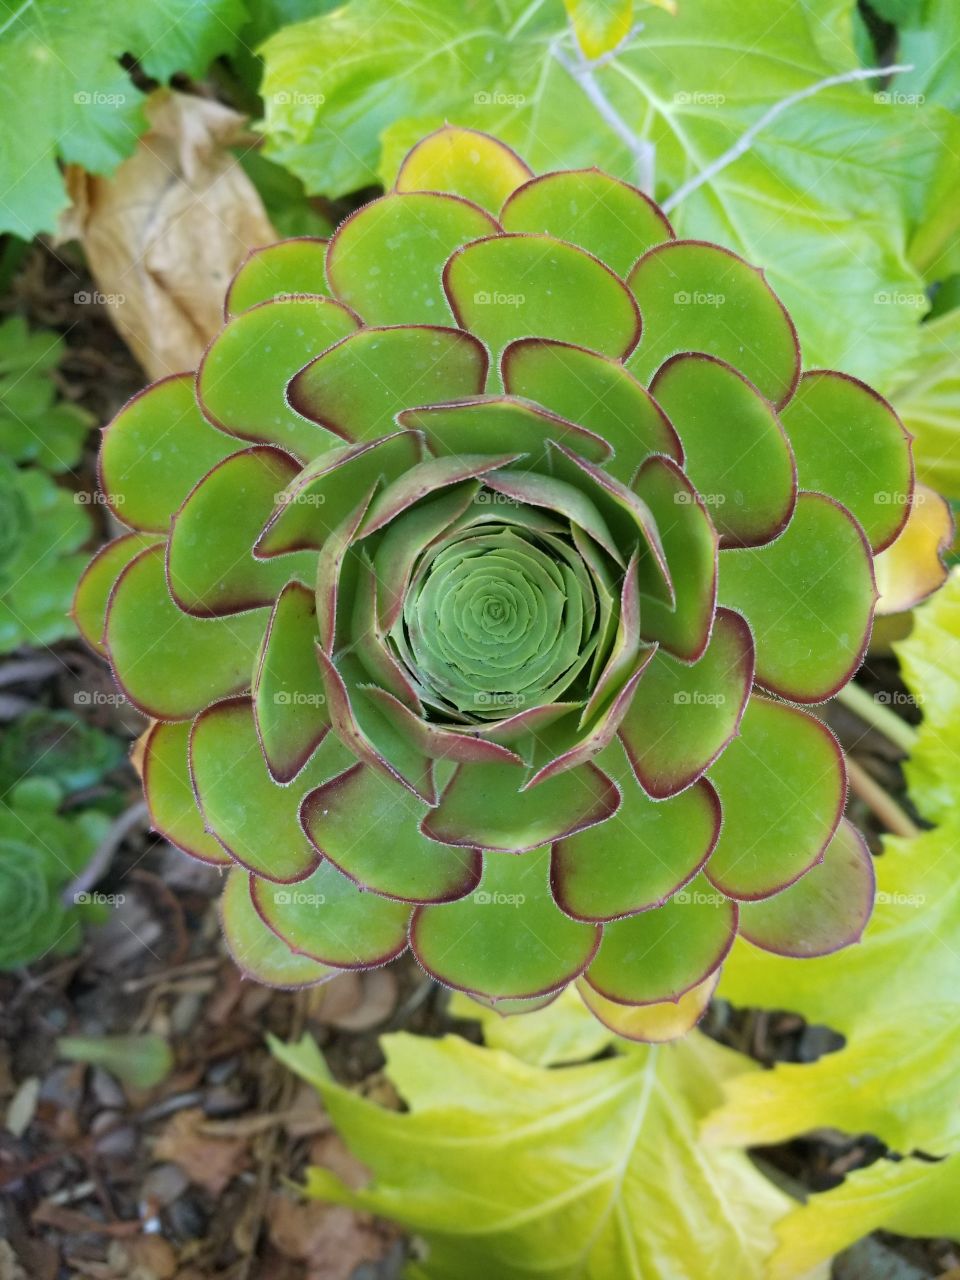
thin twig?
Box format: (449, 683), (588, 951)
(0, 654), (65, 687)
(846, 756), (921, 839)
(662, 64), (914, 213)
(834, 681), (919, 756)
(554, 34), (656, 193)
(61, 799), (150, 905)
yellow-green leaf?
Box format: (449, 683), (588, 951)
(273, 1028), (793, 1280)
(768, 1154), (960, 1280)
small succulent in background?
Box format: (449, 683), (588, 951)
(0, 461), (92, 652)
(0, 708), (125, 798)
(0, 779), (111, 971)
(76, 126), (938, 1039)
(0, 314), (96, 653)
(0, 315), (92, 473)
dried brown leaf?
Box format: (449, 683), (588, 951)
(58, 89), (276, 379)
(152, 1106), (250, 1196)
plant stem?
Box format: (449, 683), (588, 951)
(845, 757), (921, 839)
(662, 63), (914, 214)
(554, 31), (656, 193)
(834, 681), (918, 755)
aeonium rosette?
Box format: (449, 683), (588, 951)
(75, 126), (931, 1040)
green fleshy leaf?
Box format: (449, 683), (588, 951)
(444, 234), (640, 370)
(619, 607), (754, 799)
(73, 532), (162, 657)
(400, 396), (610, 465)
(718, 491), (876, 703)
(412, 845), (600, 998)
(780, 371), (912, 552)
(738, 819), (874, 958)
(105, 546), (269, 719)
(553, 741), (720, 921)
(168, 447), (314, 615)
(253, 581), (330, 784)
(318, 650), (436, 804)
(632, 455), (718, 660)
(256, 432), (423, 556)
(394, 124), (532, 214)
(142, 720), (231, 866)
(501, 169), (673, 274)
(274, 1028), (790, 1280)
(372, 484), (480, 631)
(302, 762), (482, 903)
(578, 973), (720, 1045)
(252, 856), (411, 967)
(197, 298), (358, 460)
(448, 985), (611, 1067)
(290, 325), (488, 441)
(423, 759), (620, 853)
(190, 697), (354, 882)
(649, 353), (796, 547)
(705, 694), (844, 901)
(626, 241), (799, 406)
(501, 339), (682, 482)
(57, 1033), (173, 1090)
(327, 191), (498, 325)
(220, 867), (335, 987)
(585, 872), (736, 1005)
(226, 237), (331, 316)
(362, 454), (517, 537)
(99, 374), (237, 533)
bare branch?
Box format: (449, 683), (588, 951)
(663, 64), (914, 214)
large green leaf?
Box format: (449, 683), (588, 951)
(0, 0), (245, 237)
(270, 1026), (795, 1280)
(766, 1153), (960, 1280)
(712, 572), (960, 1156)
(895, 566), (960, 824)
(889, 308), (960, 499)
(258, 0), (960, 387)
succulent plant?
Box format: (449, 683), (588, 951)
(0, 779), (111, 971)
(77, 126), (919, 1038)
(0, 460), (92, 653)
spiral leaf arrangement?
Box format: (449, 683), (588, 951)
(76, 127), (915, 1039)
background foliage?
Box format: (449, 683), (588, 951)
(1, 0), (960, 1275)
